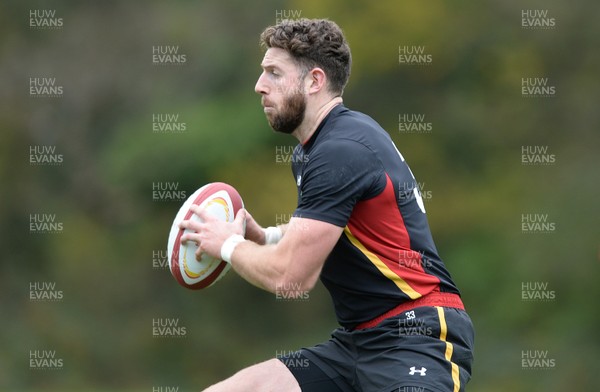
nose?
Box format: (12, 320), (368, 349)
(255, 71), (268, 95)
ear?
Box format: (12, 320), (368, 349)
(306, 67), (327, 95)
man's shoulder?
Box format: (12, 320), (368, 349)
(315, 107), (385, 152)
(311, 135), (374, 161)
(295, 105), (387, 165)
(323, 106), (385, 140)
(326, 105), (374, 127)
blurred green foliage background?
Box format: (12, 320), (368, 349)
(1, 0), (598, 391)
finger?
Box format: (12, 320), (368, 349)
(179, 232), (191, 243)
(235, 209), (247, 225)
(178, 219), (203, 231)
(190, 204), (213, 221)
(180, 232), (200, 244)
(234, 209), (247, 235)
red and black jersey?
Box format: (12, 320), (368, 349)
(292, 104), (461, 329)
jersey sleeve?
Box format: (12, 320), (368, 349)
(293, 138), (386, 227)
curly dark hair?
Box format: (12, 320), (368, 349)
(260, 18), (352, 96)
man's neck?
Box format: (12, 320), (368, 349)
(293, 96), (343, 144)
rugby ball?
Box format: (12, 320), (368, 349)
(168, 182), (244, 290)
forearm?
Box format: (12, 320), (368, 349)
(229, 241), (286, 293)
(215, 216), (335, 297)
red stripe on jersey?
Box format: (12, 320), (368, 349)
(346, 174), (440, 297)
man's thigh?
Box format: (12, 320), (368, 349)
(356, 307), (474, 392)
(296, 307), (474, 392)
(279, 351), (353, 392)
(203, 358), (300, 392)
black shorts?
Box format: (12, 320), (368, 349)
(278, 306), (474, 392)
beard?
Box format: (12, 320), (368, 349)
(266, 89), (307, 134)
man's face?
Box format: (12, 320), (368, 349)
(255, 48), (307, 134)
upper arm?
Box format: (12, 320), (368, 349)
(295, 138), (385, 227)
(275, 216), (343, 292)
(278, 139), (383, 292)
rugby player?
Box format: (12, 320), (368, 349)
(181, 18), (474, 392)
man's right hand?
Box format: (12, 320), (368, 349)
(242, 209), (288, 245)
(241, 209), (266, 244)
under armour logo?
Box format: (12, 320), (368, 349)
(409, 366), (427, 376)
(296, 175), (302, 187)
